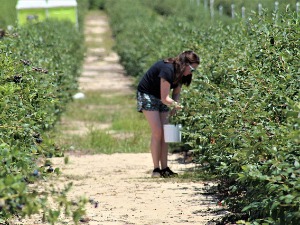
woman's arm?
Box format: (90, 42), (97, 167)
(160, 78), (182, 109)
(172, 85), (181, 102)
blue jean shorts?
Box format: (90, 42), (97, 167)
(137, 91), (169, 113)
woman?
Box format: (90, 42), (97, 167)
(137, 50), (200, 178)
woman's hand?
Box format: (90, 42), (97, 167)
(169, 101), (183, 116)
(171, 101), (183, 110)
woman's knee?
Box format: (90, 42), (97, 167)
(151, 129), (163, 141)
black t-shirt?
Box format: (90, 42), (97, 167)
(137, 60), (178, 99)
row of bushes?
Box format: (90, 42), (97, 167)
(0, 0), (91, 222)
(181, 15), (300, 225)
(103, 0), (299, 224)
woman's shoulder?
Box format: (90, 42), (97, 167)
(154, 60), (173, 70)
(153, 60), (164, 66)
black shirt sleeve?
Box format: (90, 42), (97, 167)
(137, 60), (176, 99)
(158, 65), (174, 84)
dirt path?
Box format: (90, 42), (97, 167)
(48, 154), (224, 225)
(13, 11), (226, 225)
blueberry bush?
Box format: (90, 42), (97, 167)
(0, 19), (86, 224)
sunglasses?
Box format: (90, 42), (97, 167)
(188, 64), (196, 73)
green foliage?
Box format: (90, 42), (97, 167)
(105, 1), (300, 224)
(0, 18), (86, 223)
(181, 15), (299, 223)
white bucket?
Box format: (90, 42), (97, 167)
(163, 124), (182, 143)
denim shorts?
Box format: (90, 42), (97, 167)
(137, 91), (169, 113)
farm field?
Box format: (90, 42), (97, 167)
(9, 10), (225, 225)
(0, 0), (299, 224)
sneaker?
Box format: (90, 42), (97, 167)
(161, 167), (178, 178)
(151, 168), (161, 178)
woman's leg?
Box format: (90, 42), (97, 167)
(160, 112), (169, 169)
(142, 110), (164, 169)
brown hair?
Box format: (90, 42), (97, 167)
(163, 50), (200, 86)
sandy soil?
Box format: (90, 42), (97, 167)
(10, 12), (227, 225)
(51, 153), (226, 225)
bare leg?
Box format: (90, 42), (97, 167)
(143, 110), (167, 169)
(160, 112), (169, 169)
